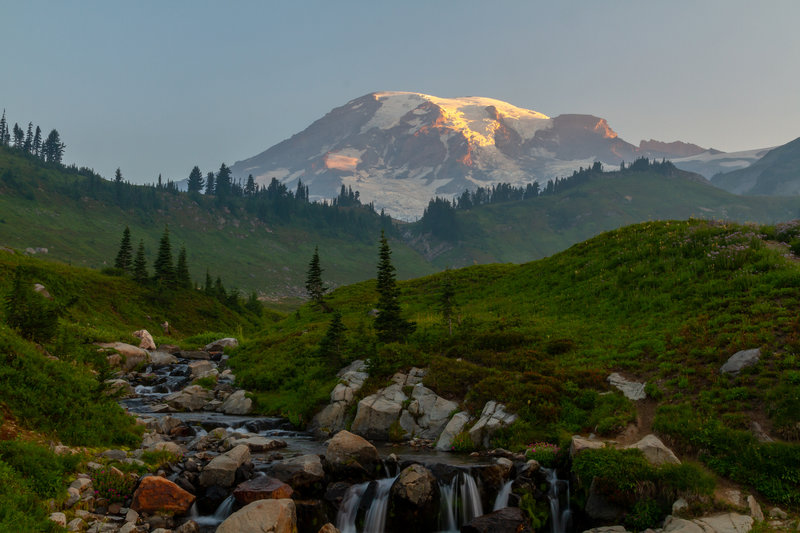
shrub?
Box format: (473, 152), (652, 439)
(91, 468), (136, 503)
(0, 440), (82, 499)
(525, 442), (559, 467)
(625, 499), (667, 531)
(451, 431), (475, 453)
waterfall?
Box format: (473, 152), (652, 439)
(545, 468), (572, 533)
(336, 476), (398, 533)
(492, 479), (513, 511)
(362, 477), (396, 533)
(438, 470), (484, 533)
(189, 494), (236, 527)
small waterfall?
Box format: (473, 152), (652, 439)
(492, 479), (513, 511)
(336, 476), (398, 533)
(545, 468), (572, 533)
(362, 477), (396, 533)
(438, 470), (484, 533)
(337, 482), (368, 533)
(190, 494), (236, 527)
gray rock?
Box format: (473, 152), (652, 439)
(625, 434), (680, 465)
(198, 444), (251, 487)
(216, 498), (296, 533)
(230, 436), (286, 452)
(49, 512), (67, 527)
(569, 435), (605, 458)
(720, 348), (760, 375)
(468, 401), (517, 449)
(582, 527), (630, 533)
(204, 337), (239, 352)
(180, 350), (211, 360)
(400, 385), (458, 439)
(266, 454), (325, 492)
(607, 373), (646, 401)
(663, 513), (754, 532)
(66, 517), (86, 531)
(308, 360), (368, 437)
(166, 385), (214, 411)
(149, 350), (179, 366)
(132, 329), (156, 350)
(350, 383), (407, 440)
(747, 495), (764, 521)
(104, 379), (134, 397)
(435, 411), (471, 451)
(325, 430), (380, 476)
(97, 342), (150, 371)
(189, 360), (216, 379)
(219, 389), (253, 415)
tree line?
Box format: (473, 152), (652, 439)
(0, 109), (65, 164)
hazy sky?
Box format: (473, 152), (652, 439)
(3, 1), (799, 183)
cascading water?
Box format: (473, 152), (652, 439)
(438, 470), (484, 533)
(492, 479), (513, 511)
(544, 468), (572, 533)
(336, 476), (398, 533)
(189, 494), (236, 528)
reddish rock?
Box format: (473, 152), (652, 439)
(234, 476), (294, 505)
(131, 476), (196, 515)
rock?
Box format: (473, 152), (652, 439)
(154, 415), (183, 435)
(158, 344), (181, 354)
(166, 385), (214, 411)
(104, 378), (135, 397)
(462, 506), (532, 533)
(204, 337), (238, 352)
(769, 507), (787, 519)
(97, 342), (150, 371)
(153, 441), (183, 455)
(570, 435), (605, 458)
(125, 509), (139, 523)
(749, 421), (773, 443)
(65, 486), (81, 507)
(231, 436), (287, 452)
(149, 350), (179, 366)
(49, 512), (67, 527)
(189, 360), (216, 379)
(309, 361), (369, 437)
(294, 499), (330, 533)
(582, 527), (630, 533)
(318, 524), (340, 533)
(119, 524), (137, 533)
(131, 475), (196, 515)
(747, 495), (764, 521)
(180, 350), (212, 360)
(673, 497), (689, 514)
(70, 477), (93, 492)
(100, 449), (128, 461)
(234, 476), (294, 505)
(216, 498), (296, 533)
(607, 372), (646, 401)
(175, 521), (201, 533)
(267, 454), (325, 495)
(435, 411), (471, 451)
(387, 464), (439, 533)
(350, 383), (407, 440)
(220, 389), (253, 415)
(716, 488), (745, 508)
(66, 517), (86, 531)
(468, 401), (517, 449)
(198, 444), (251, 487)
(133, 329), (157, 350)
(625, 434), (680, 465)
(325, 430), (380, 479)
(720, 348), (760, 375)
(398, 385), (458, 439)
(663, 513), (754, 532)
(34, 283), (52, 299)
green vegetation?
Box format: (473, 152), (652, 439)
(232, 218), (800, 509)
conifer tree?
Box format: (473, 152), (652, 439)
(203, 269), (214, 295)
(187, 166), (204, 194)
(205, 172), (215, 195)
(42, 129), (65, 163)
(114, 168), (123, 183)
(132, 240), (148, 283)
(215, 163), (232, 198)
(374, 230), (415, 343)
(176, 246), (191, 289)
(317, 311), (346, 366)
(114, 226), (133, 273)
(0, 110), (8, 146)
(23, 123), (33, 153)
(32, 126), (41, 157)
(12, 123), (24, 147)
(304, 246), (327, 308)
(245, 291), (262, 316)
(153, 226), (175, 287)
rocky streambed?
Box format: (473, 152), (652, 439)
(46, 335), (785, 533)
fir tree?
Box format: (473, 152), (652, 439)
(153, 226), (175, 287)
(23, 122), (33, 153)
(176, 246), (191, 288)
(42, 129), (65, 163)
(245, 291), (262, 316)
(203, 269), (214, 295)
(215, 163), (232, 198)
(32, 126), (42, 157)
(114, 226), (133, 272)
(187, 165), (204, 194)
(317, 311), (346, 366)
(132, 240), (149, 283)
(374, 230), (415, 343)
(114, 167), (123, 183)
(205, 172), (215, 195)
(304, 246), (327, 308)
(245, 174), (256, 196)
(12, 123), (24, 147)
(0, 110), (8, 146)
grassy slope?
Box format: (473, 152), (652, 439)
(232, 219), (800, 506)
(416, 169), (800, 268)
(0, 148), (435, 299)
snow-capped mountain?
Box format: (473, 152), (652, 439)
(230, 91), (725, 219)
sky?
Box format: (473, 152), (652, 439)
(3, 1), (800, 183)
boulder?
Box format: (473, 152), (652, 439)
(149, 351), (179, 366)
(720, 348), (760, 376)
(582, 528), (630, 533)
(468, 401), (517, 449)
(152, 441), (183, 455)
(204, 337), (238, 352)
(398, 385), (458, 439)
(308, 361), (369, 438)
(133, 329), (157, 350)
(625, 434), (680, 465)
(234, 476), (294, 505)
(189, 360), (215, 379)
(662, 513), (754, 532)
(216, 498), (296, 533)
(231, 436), (287, 452)
(325, 430), (380, 478)
(607, 373), (646, 401)
(220, 389), (253, 415)
(746, 495), (764, 522)
(267, 454), (325, 495)
(569, 435), (605, 458)
(131, 476), (196, 515)
(350, 383), (407, 440)
(180, 350), (211, 360)
(166, 385), (214, 411)
(387, 464), (439, 533)
(104, 378), (135, 397)
(49, 512), (67, 527)
(198, 445), (251, 487)
(435, 411), (471, 451)
(295, 499), (330, 533)
(318, 524), (340, 533)
(97, 342), (150, 371)
(34, 283), (52, 299)
(462, 506), (532, 533)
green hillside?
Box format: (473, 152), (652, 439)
(232, 219), (800, 506)
(409, 163), (800, 268)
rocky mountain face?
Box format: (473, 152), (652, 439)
(230, 92), (739, 219)
(711, 136), (800, 195)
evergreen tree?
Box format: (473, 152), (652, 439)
(153, 226), (175, 287)
(132, 240), (148, 283)
(317, 311), (346, 366)
(205, 172), (215, 195)
(245, 174), (256, 196)
(374, 230), (415, 343)
(12, 123), (24, 147)
(304, 246), (327, 308)
(175, 246), (191, 289)
(187, 166), (204, 194)
(23, 122), (33, 153)
(214, 276), (226, 300)
(0, 110), (8, 146)
(114, 226), (133, 272)
(114, 167), (123, 183)
(439, 269), (456, 335)
(32, 126), (42, 157)
(245, 291), (262, 316)
(203, 269), (214, 295)
(42, 129), (65, 163)
(215, 163), (232, 198)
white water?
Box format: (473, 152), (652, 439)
(189, 494), (236, 527)
(363, 477), (397, 533)
(438, 470), (484, 533)
(545, 468), (572, 533)
(337, 476), (399, 533)
(492, 479), (513, 511)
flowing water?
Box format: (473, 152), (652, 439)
(544, 468), (572, 533)
(492, 479), (514, 511)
